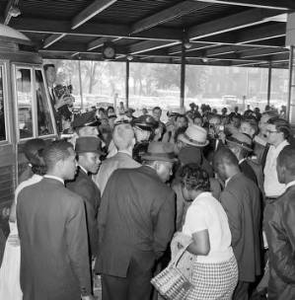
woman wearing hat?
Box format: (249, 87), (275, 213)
(172, 164), (238, 300)
(0, 139), (47, 300)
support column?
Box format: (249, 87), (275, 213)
(267, 63), (272, 106)
(126, 60), (130, 109)
(180, 42), (186, 110)
(78, 60), (83, 110)
(287, 46), (294, 123)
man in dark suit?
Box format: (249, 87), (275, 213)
(17, 140), (94, 300)
(67, 136), (103, 258)
(226, 132), (258, 185)
(265, 145), (295, 300)
(96, 142), (176, 300)
(214, 147), (262, 300)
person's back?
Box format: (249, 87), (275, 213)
(97, 166), (175, 276)
(221, 173), (261, 282)
(17, 178), (89, 300)
(17, 140), (92, 300)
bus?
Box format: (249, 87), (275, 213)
(0, 24), (57, 238)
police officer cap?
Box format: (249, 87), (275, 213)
(72, 111), (100, 129)
(132, 115), (159, 131)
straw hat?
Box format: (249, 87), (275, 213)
(177, 124), (209, 147)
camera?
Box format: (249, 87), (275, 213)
(54, 84), (73, 121)
(54, 84), (72, 99)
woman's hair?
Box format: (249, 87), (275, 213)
(178, 163), (210, 192)
(23, 138), (47, 175)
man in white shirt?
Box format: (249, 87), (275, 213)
(263, 117), (291, 200)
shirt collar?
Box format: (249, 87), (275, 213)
(271, 139), (289, 151)
(285, 180), (295, 191)
(44, 175), (64, 185)
(239, 158), (246, 164)
(225, 177), (231, 187)
(78, 164), (88, 174)
(118, 149), (133, 156)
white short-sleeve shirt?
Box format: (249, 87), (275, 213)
(182, 192), (233, 263)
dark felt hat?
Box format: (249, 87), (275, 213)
(132, 115), (159, 131)
(226, 132), (253, 152)
(75, 137), (105, 155)
(141, 142), (177, 163)
(72, 111), (100, 129)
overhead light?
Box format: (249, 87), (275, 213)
(184, 41), (192, 50)
(202, 57), (209, 63)
(126, 54), (134, 61)
(9, 6), (21, 17)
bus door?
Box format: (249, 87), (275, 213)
(13, 64), (57, 184)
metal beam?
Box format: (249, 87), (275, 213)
(71, 0), (117, 30)
(168, 43), (218, 55)
(39, 43), (129, 58)
(188, 8), (284, 40)
(87, 37), (108, 51)
(128, 40), (179, 55)
(205, 45), (241, 56)
(239, 48), (289, 58)
(131, 0), (212, 34)
(43, 33), (67, 49)
(12, 18), (182, 41)
(194, 0), (295, 10)
(237, 22), (286, 43)
(4, 0), (17, 25)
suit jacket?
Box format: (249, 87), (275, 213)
(219, 172), (262, 282)
(17, 177), (91, 300)
(94, 151), (140, 194)
(239, 159), (258, 186)
(95, 166), (175, 278)
(265, 185), (295, 300)
(67, 167), (101, 257)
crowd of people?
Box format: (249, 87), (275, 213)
(0, 62), (294, 300)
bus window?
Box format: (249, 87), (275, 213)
(35, 69), (54, 136)
(0, 67), (5, 141)
(16, 68), (33, 139)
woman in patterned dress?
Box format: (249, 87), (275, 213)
(173, 164), (238, 300)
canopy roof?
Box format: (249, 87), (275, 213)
(1, 0), (293, 68)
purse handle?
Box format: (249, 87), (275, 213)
(170, 241), (192, 268)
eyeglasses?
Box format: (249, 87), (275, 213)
(266, 129), (278, 134)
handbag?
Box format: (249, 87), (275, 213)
(151, 245), (193, 300)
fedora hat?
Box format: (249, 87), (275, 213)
(226, 132), (253, 152)
(72, 111), (100, 129)
(178, 124), (209, 147)
(141, 142), (177, 163)
(75, 137), (105, 155)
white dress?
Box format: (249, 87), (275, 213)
(0, 174), (42, 300)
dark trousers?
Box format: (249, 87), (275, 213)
(101, 261), (153, 300)
(233, 280), (250, 300)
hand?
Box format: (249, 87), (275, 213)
(7, 234), (20, 247)
(172, 232), (192, 248)
(81, 295), (95, 300)
(218, 131), (226, 143)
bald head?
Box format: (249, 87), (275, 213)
(113, 123), (135, 151)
